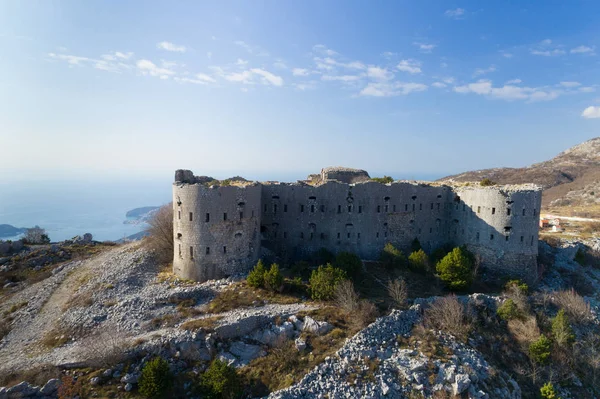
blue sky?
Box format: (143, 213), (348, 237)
(1, 0), (599, 182)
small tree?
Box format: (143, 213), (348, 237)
(24, 226), (50, 245)
(505, 279), (529, 296)
(247, 260), (266, 288)
(387, 278), (408, 309)
(410, 237), (422, 253)
(529, 335), (552, 365)
(540, 382), (558, 399)
(139, 357), (173, 399)
(551, 309), (575, 347)
(264, 263), (284, 292)
(380, 243), (406, 269)
(480, 178), (496, 187)
(334, 251), (362, 277)
(436, 247), (474, 290)
(145, 204), (173, 264)
(408, 249), (429, 273)
(371, 176), (394, 184)
(309, 264), (347, 300)
(497, 299), (520, 321)
(199, 359), (241, 399)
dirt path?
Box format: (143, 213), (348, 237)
(543, 214), (600, 222)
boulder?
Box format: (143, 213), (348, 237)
(228, 341), (265, 364)
(83, 233), (93, 243)
(178, 341), (211, 361)
(90, 377), (101, 386)
(302, 316), (333, 335)
(120, 373), (138, 384)
(10, 241), (23, 252)
(0, 242), (10, 256)
(125, 383), (133, 392)
(295, 338), (307, 352)
(6, 381), (37, 397)
(453, 374), (471, 395)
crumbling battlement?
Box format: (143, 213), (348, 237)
(173, 169), (542, 282)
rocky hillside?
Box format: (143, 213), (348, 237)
(440, 137), (600, 214)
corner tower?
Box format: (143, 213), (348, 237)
(172, 170), (262, 281)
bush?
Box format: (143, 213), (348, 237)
(264, 263), (284, 292)
(505, 279), (529, 296)
(334, 252), (362, 277)
(423, 295), (471, 341)
(334, 280), (360, 313)
(387, 278), (408, 309)
(380, 243), (406, 269)
(139, 357), (173, 399)
(24, 226), (50, 245)
(540, 382), (558, 399)
(480, 178), (496, 186)
(436, 247), (474, 290)
(431, 243), (454, 265)
(529, 335), (552, 365)
(410, 238), (422, 253)
(309, 264), (347, 300)
(408, 249), (429, 273)
(144, 204), (173, 264)
(371, 176), (393, 184)
(247, 260), (266, 288)
(552, 288), (593, 323)
(574, 248), (586, 266)
(200, 359), (241, 399)
(551, 309), (575, 347)
(497, 299), (520, 321)
(312, 247), (335, 265)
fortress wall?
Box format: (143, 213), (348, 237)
(260, 181), (454, 261)
(172, 183), (261, 281)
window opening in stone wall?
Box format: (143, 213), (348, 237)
(376, 232), (379, 238)
(437, 194), (442, 198)
(385, 205), (388, 212)
(412, 195), (417, 200)
(223, 213), (227, 221)
(521, 236), (524, 242)
(348, 205), (352, 213)
(430, 228), (432, 233)
(384, 232), (388, 237)
(310, 232), (314, 240)
(178, 211), (181, 220)
(300, 205), (304, 212)
(393, 205), (396, 212)
(419, 204), (422, 211)
(309, 196), (316, 200)
(492, 208), (496, 215)
(358, 233), (361, 239)
(320, 233), (325, 239)
(240, 211), (244, 220)
(238, 202), (245, 207)
(300, 232), (304, 239)
(437, 203), (440, 210)
(338, 205), (341, 213)
(321, 205), (325, 212)
(412, 204), (415, 211)
(476, 232), (480, 241)
(283, 204), (288, 213)
(431, 203), (434, 210)
(522, 209), (526, 216)
(418, 228), (421, 234)
(252, 210), (255, 217)
(533, 209), (537, 216)
(283, 232), (287, 239)
(337, 232), (341, 239)
(505, 236), (509, 242)
(477, 206), (481, 213)
(463, 204), (466, 211)
(507, 208), (511, 216)
(347, 232), (351, 238)
(384, 196), (390, 201)
(274, 204), (278, 214)
(264, 204), (268, 213)
(223, 246), (227, 254)
(490, 234), (494, 240)
(311, 205), (315, 213)
(177, 233), (182, 239)
(274, 232), (277, 238)
(405, 204), (408, 211)
(205, 213), (210, 222)
(178, 244), (181, 257)
(206, 247), (210, 255)
(359, 205), (362, 213)
(531, 236), (534, 246)
(377, 205), (381, 213)
(272, 195), (280, 200)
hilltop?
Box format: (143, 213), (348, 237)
(441, 137), (600, 217)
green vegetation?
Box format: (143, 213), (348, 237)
(371, 176), (394, 184)
(380, 243), (406, 269)
(540, 382), (559, 399)
(431, 243), (454, 265)
(309, 264), (347, 300)
(410, 238), (422, 253)
(497, 299), (520, 321)
(435, 247), (474, 290)
(528, 335), (552, 365)
(139, 357), (173, 399)
(264, 263), (284, 292)
(551, 309), (575, 347)
(479, 178), (497, 187)
(247, 260), (266, 288)
(334, 251), (362, 277)
(504, 279), (529, 295)
(199, 359), (241, 399)
(408, 249), (429, 273)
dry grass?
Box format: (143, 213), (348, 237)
(40, 325), (72, 349)
(507, 316), (540, 349)
(63, 289), (94, 311)
(149, 313), (181, 329)
(333, 280), (378, 329)
(206, 283), (301, 314)
(406, 324), (454, 361)
(423, 295), (471, 341)
(387, 278), (408, 309)
(553, 288), (593, 323)
(0, 363), (61, 387)
(81, 328), (130, 368)
(179, 316), (222, 331)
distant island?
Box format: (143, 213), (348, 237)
(0, 224), (28, 239)
(124, 206), (159, 225)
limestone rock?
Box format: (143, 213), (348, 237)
(452, 373), (471, 395)
(120, 373), (138, 384)
(125, 383), (133, 392)
(295, 338), (307, 352)
(302, 316), (333, 335)
(90, 377), (101, 386)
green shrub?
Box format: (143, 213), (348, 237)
(410, 238), (422, 253)
(497, 299), (520, 321)
(505, 279), (529, 295)
(380, 243), (406, 269)
(309, 264), (347, 300)
(529, 335), (552, 365)
(199, 359), (241, 399)
(436, 247), (474, 290)
(371, 176), (394, 184)
(408, 249), (429, 273)
(431, 243), (454, 265)
(540, 382), (558, 399)
(264, 263), (284, 292)
(334, 252), (362, 277)
(480, 178), (496, 187)
(285, 276), (306, 295)
(139, 357), (172, 399)
(574, 248), (586, 266)
(312, 247), (335, 265)
(551, 309), (575, 347)
(247, 260), (266, 288)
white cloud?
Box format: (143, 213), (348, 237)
(292, 68), (310, 76)
(157, 41), (186, 53)
(453, 79), (560, 102)
(175, 75), (215, 85)
(397, 59), (422, 74)
(473, 65), (496, 77)
(224, 68), (283, 86)
(571, 45), (595, 54)
(414, 42), (436, 53)
(101, 51), (133, 61)
(225, 70), (253, 84)
(541, 39), (552, 45)
(559, 81), (581, 88)
(236, 58), (248, 66)
(501, 52), (513, 58)
(360, 82), (427, 97)
(445, 8), (465, 18)
(318, 57), (365, 70)
(579, 86), (596, 93)
(195, 73), (216, 83)
(234, 40), (253, 53)
(381, 51), (396, 59)
(432, 82), (447, 88)
(531, 49), (565, 56)
(366, 66), (393, 81)
(313, 44), (338, 56)
(273, 60), (287, 69)
(49, 53), (93, 65)
(250, 68), (283, 86)
(505, 78), (522, 84)
(322, 75), (362, 82)
(136, 59), (176, 79)
(582, 106), (600, 119)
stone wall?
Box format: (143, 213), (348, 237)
(173, 169), (542, 282)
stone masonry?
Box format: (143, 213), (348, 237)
(173, 167), (542, 282)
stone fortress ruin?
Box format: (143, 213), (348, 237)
(173, 167), (542, 283)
